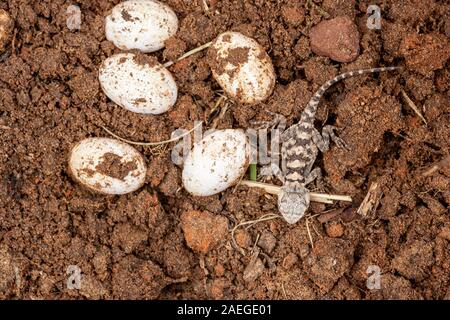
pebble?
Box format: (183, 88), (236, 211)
(234, 229), (252, 249)
(243, 255), (265, 282)
(309, 16), (360, 63)
(180, 210), (228, 254)
(0, 9), (13, 52)
(257, 230), (277, 254)
(325, 222), (345, 238)
(282, 253), (299, 270)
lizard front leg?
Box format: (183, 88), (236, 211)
(312, 125), (347, 152)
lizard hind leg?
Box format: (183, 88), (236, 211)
(260, 163), (285, 184)
(313, 125), (348, 153)
(305, 167), (324, 191)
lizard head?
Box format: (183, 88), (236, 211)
(278, 185), (310, 224)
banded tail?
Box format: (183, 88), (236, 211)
(299, 67), (401, 123)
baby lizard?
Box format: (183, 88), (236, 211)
(275, 67), (400, 224)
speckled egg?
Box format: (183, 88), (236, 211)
(69, 137), (147, 194)
(182, 129), (249, 196)
(207, 31), (276, 104)
(99, 53), (177, 114)
(105, 0), (178, 53)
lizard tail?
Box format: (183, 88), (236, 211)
(299, 66), (401, 124)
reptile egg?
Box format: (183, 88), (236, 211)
(69, 137), (147, 194)
(0, 9), (13, 52)
(105, 0), (178, 53)
(182, 129), (249, 196)
(207, 31), (276, 104)
(99, 53), (177, 114)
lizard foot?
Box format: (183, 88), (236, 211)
(250, 111), (287, 131)
(322, 125), (349, 150)
(260, 163), (285, 184)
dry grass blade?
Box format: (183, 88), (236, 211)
(422, 155), (450, 177)
(239, 180), (352, 204)
(305, 218), (314, 248)
(231, 213), (280, 255)
(101, 121), (203, 146)
(202, 0), (209, 12)
(164, 41), (213, 68)
(401, 89), (427, 126)
(357, 182), (383, 217)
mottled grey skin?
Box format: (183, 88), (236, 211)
(279, 67), (400, 224)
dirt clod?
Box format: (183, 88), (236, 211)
(304, 239), (355, 292)
(325, 222), (344, 238)
(180, 210), (228, 254)
(392, 240), (434, 281)
(258, 230), (277, 254)
(400, 33), (450, 76)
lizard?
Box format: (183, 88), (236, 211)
(270, 67), (400, 224)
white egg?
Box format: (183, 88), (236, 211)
(105, 0), (178, 53)
(69, 137), (147, 194)
(208, 31), (276, 104)
(182, 130), (249, 197)
(99, 53), (177, 114)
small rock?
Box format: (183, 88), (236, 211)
(282, 253), (299, 270)
(400, 33), (450, 76)
(0, 9), (13, 52)
(310, 16), (360, 63)
(234, 229), (252, 249)
(208, 278), (228, 299)
(258, 230), (277, 254)
(180, 210), (228, 254)
(298, 244), (310, 259)
(214, 263), (225, 277)
(325, 222), (345, 238)
(243, 255), (265, 283)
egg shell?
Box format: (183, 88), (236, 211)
(105, 0), (178, 53)
(99, 53), (177, 114)
(207, 31), (276, 104)
(69, 137), (147, 195)
(182, 130), (250, 196)
(0, 9), (13, 52)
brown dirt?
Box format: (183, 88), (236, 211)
(0, 0), (449, 300)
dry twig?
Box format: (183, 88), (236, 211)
(164, 41), (212, 68)
(239, 180), (352, 204)
(401, 90), (427, 126)
(101, 121), (203, 146)
(357, 182), (383, 217)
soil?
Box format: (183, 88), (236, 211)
(0, 0), (449, 300)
